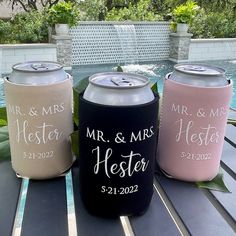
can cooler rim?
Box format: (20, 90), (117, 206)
(165, 73), (232, 89)
(173, 63), (225, 76)
(88, 72), (150, 89)
(12, 61), (63, 73)
(4, 73), (72, 87)
(80, 91), (159, 108)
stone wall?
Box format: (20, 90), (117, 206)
(169, 33), (192, 62)
(51, 35), (72, 70)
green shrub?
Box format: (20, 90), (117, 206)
(11, 11), (48, 43)
(189, 9), (236, 38)
(0, 20), (13, 44)
(0, 11), (48, 44)
(105, 0), (162, 21)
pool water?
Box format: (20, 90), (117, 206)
(1, 60), (236, 108)
(0, 78), (4, 107)
(72, 60), (236, 108)
(71, 60), (174, 92)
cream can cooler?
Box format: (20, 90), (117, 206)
(157, 64), (233, 182)
(4, 62), (73, 179)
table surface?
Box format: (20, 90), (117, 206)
(0, 124), (236, 236)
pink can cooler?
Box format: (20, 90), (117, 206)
(157, 64), (233, 182)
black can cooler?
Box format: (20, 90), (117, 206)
(78, 91), (159, 217)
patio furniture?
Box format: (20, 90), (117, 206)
(1, 124), (236, 236)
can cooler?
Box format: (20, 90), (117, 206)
(157, 77), (232, 181)
(4, 77), (73, 179)
(79, 93), (159, 217)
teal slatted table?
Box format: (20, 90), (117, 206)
(1, 124), (236, 236)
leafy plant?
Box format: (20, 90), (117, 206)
(73, 76), (89, 127)
(0, 107), (7, 127)
(47, 1), (80, 27)
(196, 168), (230, 192)
(70, 130), (79, 158)
(172, 0), (199, 24)
(0, 126), (11, 163)
(0, 107), (9, 162)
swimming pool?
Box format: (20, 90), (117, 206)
(72, 60), (236, 108)
(1, 60), (236, 108)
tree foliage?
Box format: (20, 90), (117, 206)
(0, 20), (12, 43)
(106, 0), (162, 21)
(1, 0), (236, 40)
(2, 0), (78, 12)
(78, 0), (107, 21)
(12, 10), (48, 42)
(46, 1), (79, 26)
(8, 0), (59, 11)
(189, 8), (236, 38)
(162, 0), (236, 11)
(0, 10), (48, 43)
(77, 0), (140, 21)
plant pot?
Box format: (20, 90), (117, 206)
(55, 24), (70, 36)
(176, 23), (189, 34)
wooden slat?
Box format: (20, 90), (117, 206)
(72, 163), (125, 236)
(156, 175), (236, 236)
(210, 169), (236, 222)
(225, 125), (236, 145)
(0, 161), (21, 236)
(21, 177), (68, 236)
(130, 187), (181, 236)
(221, 141), (236, 174)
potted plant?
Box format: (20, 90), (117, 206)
(172, 0), (199, 33)
(47, 1), (79, 36)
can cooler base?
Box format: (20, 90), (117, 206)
(159, 165), (219, 182)
(13, 159), (74, 180)
(80, 187), (152, 218)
